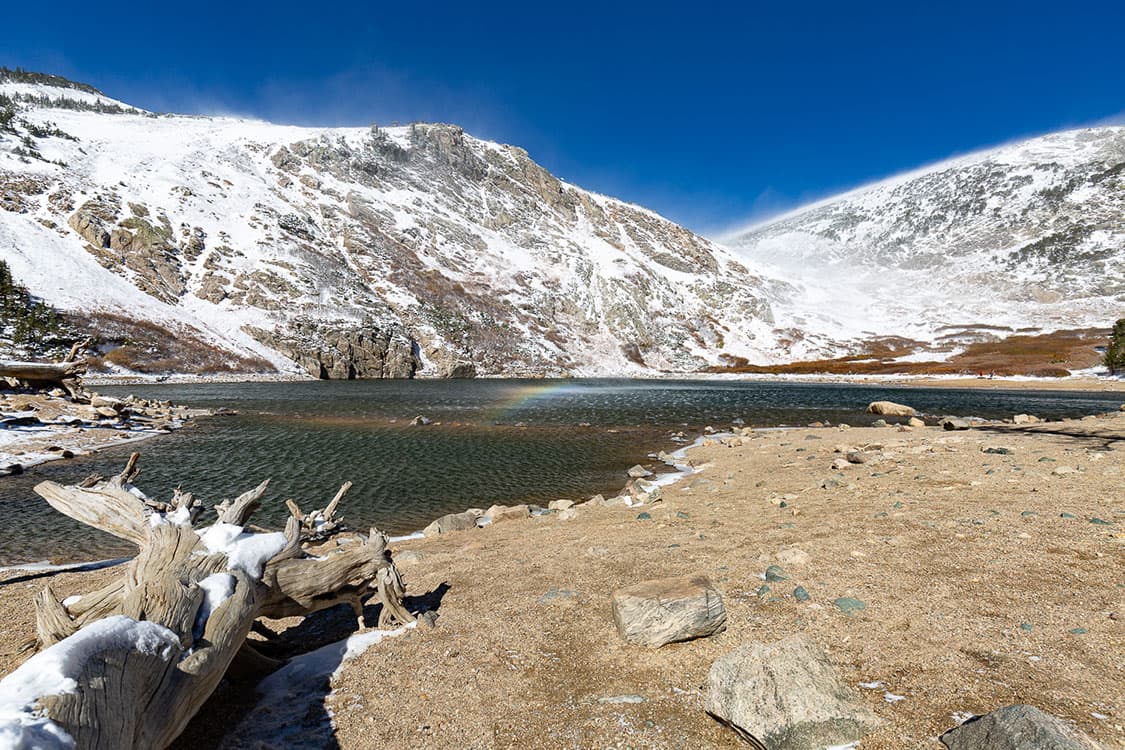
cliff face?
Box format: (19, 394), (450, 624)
(0, 71), (783, 377)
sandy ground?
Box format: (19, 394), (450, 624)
(0, 408), (1122, 749)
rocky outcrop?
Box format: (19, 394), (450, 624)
(705, 634), (882, 749)
(246, 319), (420, 380)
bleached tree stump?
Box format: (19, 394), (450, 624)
(0, 453), (414, 749)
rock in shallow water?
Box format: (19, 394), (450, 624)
(611, 575), (727, 648)
(867, 401), (916, 417)
(939, 704), (1103, 750)
(705, 634), (882, 749)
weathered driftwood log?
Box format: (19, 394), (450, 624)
(0, 357), (87, 400)
(0, 453), (413, 750)
(286, 480), (352, 541)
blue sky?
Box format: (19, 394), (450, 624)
(4, 1), (1123, 234)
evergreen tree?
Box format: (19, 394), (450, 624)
(1105, 319), (1125, 374)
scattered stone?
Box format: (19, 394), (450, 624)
(393, 550), (424, 565)
(867, 401), (916, 417)
(1053, 466), (1077, 476)
(831, 458), (851, 470)
(793, 586), (810, 602)
(1059, 512), (1077, 519)
(705, 635), (882, 749)
(537, 588), (577, 604)
(942, 418), (971, 431)
(598, 694), (645, 704)
(820, 478), (840, 490)
(611, 575), (727, 648)
(774, 547), (810, 567)
(409, 415), (432, 426)
(764, 565), (788, 582)
(1019, 623), (1033, 632)
(1089, 517), (1113, 525)
(422, 511), (478, 537)
(484, 504), (529, 524)
(871, 419), (888, 428)
(908, 417), (925, 428)
(982, 446), (1015, 455)
(939, 704), (1102, 750)
(414, 610), (439, 630)
(834, 597), (866, 615)
(845, 451), (868, 464)
(627, 464), (653, 478)
(636, 511), (652, 521)
(548, 499), (574, 511)
(1013, 414), (1040, 425)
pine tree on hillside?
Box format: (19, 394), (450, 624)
(1105, 319), (1125, 375)
(0, 259), (70, 355)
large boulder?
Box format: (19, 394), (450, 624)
(484, 504), (529, 524)
(611, 575), (727, 648)
(705, 634), (882, 749)
(867, 401), (916, 417)
(939, 705), (1103, 750)
(422, 511), (478, 537)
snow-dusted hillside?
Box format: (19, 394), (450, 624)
(725, 128), (1125, 357)
(0, 70), (787, 377)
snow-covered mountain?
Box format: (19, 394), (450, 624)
(0, 70), (785, 377)
(725, 127), (1125, 358)
(2, 69), (1121, 377)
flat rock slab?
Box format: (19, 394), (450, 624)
(940, 704), (1103, 750)
(705, 634), (882, 749)
(611, 574), (727, 648)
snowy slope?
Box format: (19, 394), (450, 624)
(0, 72), (785, 376)
(724, 127), (1125, 356)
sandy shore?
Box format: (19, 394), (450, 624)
(312, 412), (1123, 749)
(3, 408), (1120, 748)
(0, 384), (1121, 750)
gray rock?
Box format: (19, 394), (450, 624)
(422, 511), (478, 536)
(393, 550), (424, 565)
(410, 415), (432, 426)
(867, 401), (916, 417)
(845, 451), (868, 464)
(939, 704), (1102, 750)
(705, 634), (882, 749)
(942, 418), (971, 431)
(627, 464), (653, 478)
(484, 504), (529, 524)
(611, 575), (727, 648)
(871, 418), (888, 428)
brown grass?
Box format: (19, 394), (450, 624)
(708, 328), (1109, 377)
(69, 312), (276, 375)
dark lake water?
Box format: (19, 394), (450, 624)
(1, 379), (1120, 565)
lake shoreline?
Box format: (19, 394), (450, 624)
(84, 370), (1125, 392)
(4, 408), (1121, 748)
